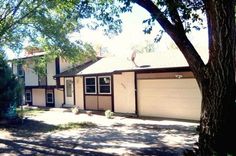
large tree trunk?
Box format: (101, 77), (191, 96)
(198, 0), (236, 155)
(198, 67), (235, 155)
(136, 0), (235, 154)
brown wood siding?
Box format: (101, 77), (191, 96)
(98, 96), (112, 110)
(137, 71), (194, 79)
(85, 95), (98, 110)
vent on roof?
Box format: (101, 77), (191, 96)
(131, 51), (138, 67)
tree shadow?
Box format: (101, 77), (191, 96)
(0, 138), (113, 156)
(2, 119), (58, 137)
(0, 118), (198, 155)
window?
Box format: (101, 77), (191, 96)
(98, 76), (111, 94)
(25, 90), (31, 102)
(47, 91), (53, 103)
(17, 64), (24, 76)
(85, 77), (96, 94)
(66, 80), (73, 97)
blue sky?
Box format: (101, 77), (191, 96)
(7, 4), (208, 59)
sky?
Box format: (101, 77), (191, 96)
(7, 4), (208, 59)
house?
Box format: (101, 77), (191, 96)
(10, 52), (78, 108)
(55, 50), (208, 121)
(11, 49), (208, 121)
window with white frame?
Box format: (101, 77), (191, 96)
(25, 90), (31, 102)
(85, 77), (96, 94)
(98, 76), (111, 94)
(66, 80), (73, 97)
(47, 91), (53, 103)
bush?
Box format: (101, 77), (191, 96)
(0, 52), (22, 120)
(105, 110), (114, 119)
(72, 106), (80, 114)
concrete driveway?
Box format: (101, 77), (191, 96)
(0, 108), (198, 156)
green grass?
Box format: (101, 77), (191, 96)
(0, 121), (97, 138)
(55, 122), (97, 131)
(16, 107), (46, 117)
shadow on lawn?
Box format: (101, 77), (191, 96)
(0, 119), (198, 156)
(3, 119), (58, 137)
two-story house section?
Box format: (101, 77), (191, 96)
(11, 51), (74, 108)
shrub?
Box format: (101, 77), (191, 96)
(72, 106), (80, 115)
(105, 110), (114, 119)
(0, 53), (22, 120)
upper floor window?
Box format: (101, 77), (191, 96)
(98, 76), (111, 94)
(17, 64), (24, 77)
(85, 77), (96, 94)
(38, 75), (47, 86)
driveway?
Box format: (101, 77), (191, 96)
(0, 108), (198, 156)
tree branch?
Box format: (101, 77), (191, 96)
(166, 0), (185, 33)
(135, 0), (206, 77)
(0, 1), (41, 38)
(12, 0), (25, 16)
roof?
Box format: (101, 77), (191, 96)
(9, 52), (46, 61)
(54, 59), (99, 77)
(75, 50), (209, 75)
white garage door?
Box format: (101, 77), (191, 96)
(137, 78), (201, 120)
(32, 89), (46, 107)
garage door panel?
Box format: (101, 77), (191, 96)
(138, 79), (201, 120)
(32, 89), (46, 107)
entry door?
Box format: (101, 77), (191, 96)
(65, 78), (74, 106)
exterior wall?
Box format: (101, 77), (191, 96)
(47, 60), (56, 86)
(25, 64), (38, 86)
(59, 57), (72, 72)
(60, 77), (64, 85)
(136, 71), (194, 79)
(32, 89), (46, 106)
(113, 72), (136, 114)
(54, 88), (64, 107)
(75, 77), (84, 109)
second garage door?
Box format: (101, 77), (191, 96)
(137, 78), (201, 120)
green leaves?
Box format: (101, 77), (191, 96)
(0, 52), (22, 117)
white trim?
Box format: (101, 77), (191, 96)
(98, 76), (111, 94)
(25, 91), (31, 102)
(46, 92), (54, 103)
(85, 76), (97, 94)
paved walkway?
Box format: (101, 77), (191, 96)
(0, 108), (198, 156)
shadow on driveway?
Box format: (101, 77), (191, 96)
(0, 117), (198, 156)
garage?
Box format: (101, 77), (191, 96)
(137, 75), (201, 121)
(32, 89), (46, 107)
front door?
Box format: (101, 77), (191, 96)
(65, 77), (74, 107)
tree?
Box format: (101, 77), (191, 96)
(0, 52), (21, 119)
(0, 0), (110, 61)
(120, 0), (235, 155)
(0, 0), (235, 154)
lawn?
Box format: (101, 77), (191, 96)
(16, 106), (46, 117)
